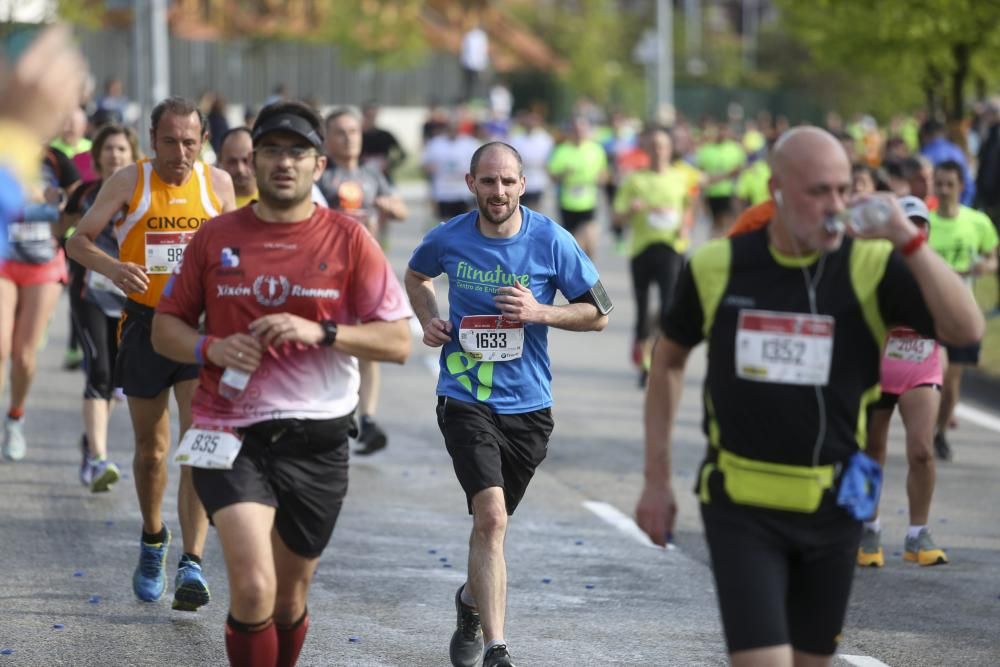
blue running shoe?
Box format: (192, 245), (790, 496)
(172, 556), (210, 611)
(133, 529), (170, 602)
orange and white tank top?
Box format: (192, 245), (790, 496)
(116, 158), (221, 308)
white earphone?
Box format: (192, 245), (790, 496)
(774, 190), (783, 207)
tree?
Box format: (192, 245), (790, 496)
(775, 0), (1000, 122)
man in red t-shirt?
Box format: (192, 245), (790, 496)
(152, 101), (412, 667)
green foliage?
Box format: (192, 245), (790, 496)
(774, 0), (1000, 120)
(314, 0), (428, 68)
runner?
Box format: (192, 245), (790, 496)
(61, 123), (140, 491)
(636, 127), (982, 667)
(151, 100), (412, 667)
(858, 195), (949, 568)
(547, 116), (607, 258)
(0, 142), (77, 462)
(422, 118), (481, 221)
(927, 160), (998, 460)
(406, 141), (611, 667)
(67, 96), (236, 609)
(317, 107), (408, 455)
(507, 111), (553, 211)
(218, 127), (257, 207)
(612, 126), (691, 386)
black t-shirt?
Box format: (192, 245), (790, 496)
(43, 146), (81, 191)
(664, 227), (935, 470)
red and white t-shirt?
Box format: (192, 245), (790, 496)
(157, 205), (412, 427)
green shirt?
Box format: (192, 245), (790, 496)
(548, 140), (607, 211)
(50, 138), (92, 159)
(613, 168), (690, 256)
(696, 140), (745, 197)
(928, 205), (999, 274)
(735, 160), (771, 206)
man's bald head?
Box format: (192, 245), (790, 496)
(771, 126), (849, 182)
(768, 126), (852, 254)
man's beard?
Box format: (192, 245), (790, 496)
(478, 194), (519, 225)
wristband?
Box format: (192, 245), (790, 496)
(900, 230), (927, 258)
(195, 335), (217, 365)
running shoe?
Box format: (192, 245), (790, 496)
(63, 346), (84, 371)
(355, 420), (388, 456)
(172, 556), (211, 611)
(933, 432), (952, 461)
(89, 459), (121, 493)
(1, 417), (26, 461)
(133, 528), (171, 602)
(856, 527), (884, 568)
(483, 644), (516, 667)
(449, 585), (483, 667)
(904, 528), (949, 566)
(78, 435), (91, 486)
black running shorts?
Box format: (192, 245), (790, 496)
(559, 208), (596, 235)
(116, 302), (199, 398)
(193, 416), (353, 558)
(436, 396), (553, 515)
(945, 341), (980, 365)
(700, 500), (862, 656)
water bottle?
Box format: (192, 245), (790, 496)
(848, 199), (892, 234)
(219, 367), (251, 401)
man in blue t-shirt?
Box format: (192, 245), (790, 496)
(405, 142), (611, 667)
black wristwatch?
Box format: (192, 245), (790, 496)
(319, 320), (338, 347)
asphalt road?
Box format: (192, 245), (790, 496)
(1, 186), (998, 666)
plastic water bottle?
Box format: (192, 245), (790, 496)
(848, 199), (892, 233)
(219, 367), (251, 401)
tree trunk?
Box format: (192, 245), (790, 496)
(949, 42), (970, 123)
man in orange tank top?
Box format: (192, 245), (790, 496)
(68, 97), (236, 610)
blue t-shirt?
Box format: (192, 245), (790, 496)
(409, 207), (600, 414)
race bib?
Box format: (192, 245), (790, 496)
(458, 315), (524, 362)
(647, 208), (680, 231)
(884, 334), (933, 363)
(8, 221), (51, 243)
(86, 269), (125, 297)
(736, 310), (834, 386)
(145, 231), (195, 274)
(174, 426), (243, 469)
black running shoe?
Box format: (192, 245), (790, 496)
(483, 643), (515, 667)
(355, 420), (388, 455)
(449, 585), (483, 667)
(934, 432), (952, 461)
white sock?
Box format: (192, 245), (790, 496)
(460, 585), (476, 609)
(863, 518), (881, 533)
(485, 639), (507, 654)
(907, 525), (927, 540)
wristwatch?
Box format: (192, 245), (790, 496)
(319, 320), (338, 347)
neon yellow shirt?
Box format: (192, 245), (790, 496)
(696, 141), (745, 197)
(548, 140), (607, 211)
(735, 160), (771, 206)
(50, 138), (92, 159)
(928, 205), (999, 274)
(613, 167), (690, 256)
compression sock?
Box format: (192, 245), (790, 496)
(225, 615), (278, 667)
(276, 608), (310, 667)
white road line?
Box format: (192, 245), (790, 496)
(954, 402), (1000, 434)
(840, 655), (891, 667)
(582, 500), (675, 551)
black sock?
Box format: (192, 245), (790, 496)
(361, 415), (375, 428)
(181, 552), (202, 565)
(141, 526), (168, 544)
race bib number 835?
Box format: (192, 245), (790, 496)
(174, 426), (243, 469)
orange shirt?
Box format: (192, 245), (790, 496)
(728, 200), (774, 237)
(116, 159), (221, 308)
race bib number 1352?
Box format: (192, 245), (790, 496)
(735, 310), (835, 386)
